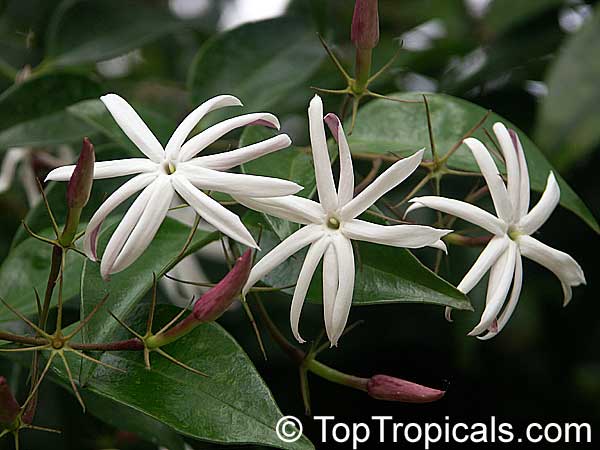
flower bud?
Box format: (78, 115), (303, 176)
(0, 377), (20, 425)
(67, 137), (95, 209)
(351, 0), (379, 50)
(193, 249), (253, 322)
(149, 250), (253, 348)
(367, 374), (445, 403)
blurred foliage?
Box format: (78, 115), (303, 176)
(0, 0), (598, 449)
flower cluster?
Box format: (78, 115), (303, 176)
(47, 93), (585, 345)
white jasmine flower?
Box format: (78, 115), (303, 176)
(46, 94), (299, 279)
(238, 95), (451, 346)
(0, 147), (71, 207)
(407, 122), (586, 339)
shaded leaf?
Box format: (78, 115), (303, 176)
(534, 8), (600, 170)
(45, 0), (186, 67)
(0, 228), (83, 322)
(53, 305), (313, 449)
(189, 17), (324, 124)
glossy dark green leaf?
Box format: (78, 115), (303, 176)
(0, 228), (83, 322)
(189, 17), (323, 123)
(0, 72), (102, 134)
(240, 126), (316, 240)
(347, 92), (599, 233)
(534, 8), (600, 170)
(68, 99), (177, 151)
(79, 218), (217, 376)
(0, 110), (94, 149)
(45, 0), (185, 67)
(51, 305), (313, 449)
(244, 214), (471, 311)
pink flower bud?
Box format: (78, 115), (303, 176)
(351, 0), (380, 50)
(193, 249), (253, 322)
(367, 374), (445, 403)
(67, 137), (95, 209)
(0, 377), (20, 425)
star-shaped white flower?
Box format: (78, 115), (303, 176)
(46, 94), (300, 279)
(237, 95), (451, 346)
(407, 122), (586, 339)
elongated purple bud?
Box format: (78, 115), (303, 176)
(0, 377), (20, 425)
(148, 250), (253, 348)
(67, 137), (95, 209)
(351, 0), (379, 50)
(193, 249), (253, 322)
(367, 374), (445, 403)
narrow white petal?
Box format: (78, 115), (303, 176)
(324, 113), (354, 206)
(45, 159), (157, 182)
(172, 175), (257, 248)
(19, 163), (41, 207)
(290, 237), (329, 343)
(493, 123), (520, 217)
(341, 149), (424, 220)
(100, 180), (157, 279)
(165, 95), (242, 160)
(110, 177), (174, 274)
(100, 94), (164, 162)
(84, 172), (157, 260)
(518, 172), (559, 235)
(429, 240), (448, 254)
(468, 242), (517, 336)
(178, 165), (302, 197)
(518, 235), (585, 306)
(478, 252), (523, 340)
(192, 134), (291, 171)
(179, 113), (280, 162)
(464, 137), (512, 223)
(233, 194), (325, 225)
(243, 224), (323, 294)
(343, 219), (451, 249)
(513, 129), (530, 218)
(322, 242), (338, 339)
(457, 235), (510, 294)
(308, 95), (337, 212)
(407, 196), (507, 235)
(0, 148), (27, 192)
(328, 234), (355, 346)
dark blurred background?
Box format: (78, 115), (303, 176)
(0, 0), (598, 449)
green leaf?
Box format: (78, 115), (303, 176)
(534, 8), (600, 170)
(347, 92), (599, 233)
(79, 218), (217, 376)
(0, 110), (94, 149)
(0, 228), (83, 322)
(45, 0), (186, 67)
(244, 214), (471, 311)
(53, 305), (313, 449)
(189, 17), (323, 123)
(240, 126), (316, 240)
(0, 72), (102, 134)
(68, 99), (177, 151)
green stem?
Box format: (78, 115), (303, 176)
(354, 48), (372, 92)
(304, 358), (368, 392)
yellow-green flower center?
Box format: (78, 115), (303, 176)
(326, 216), (341, 230)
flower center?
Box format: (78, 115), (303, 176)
(326, 216), (341, 230)
(162, 160), (177, 175)
(508, 226), (521, 241)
